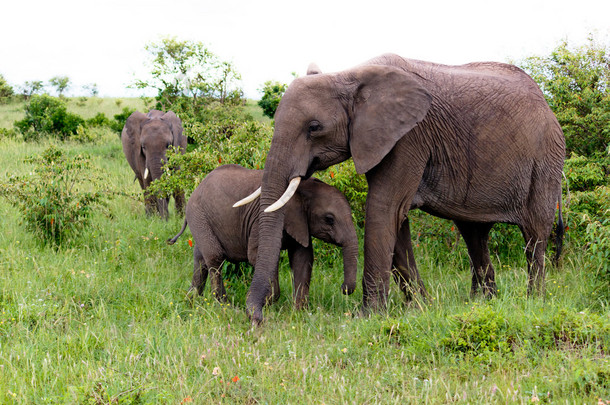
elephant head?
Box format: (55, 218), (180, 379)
(283, 177), (358, 297)
(121, 110), (186, 218)
(244, 63), (431, 322)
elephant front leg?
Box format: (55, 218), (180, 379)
(362, 208), (399, 313)
(287, 241), (314, 310)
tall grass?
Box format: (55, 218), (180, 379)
(0, 122), (608, 403)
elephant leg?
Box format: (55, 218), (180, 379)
(157, 197), (169, 219)
(191, 246), (208, 295)
(520, 225), (550, 296)
(206, 258), (228, 303)
(287, 242), (314, 310)
(454, 221), (496, 298)
(392, 217), (428, 302)
(143, 189), (157, 216)
(174, 190), (185, 216)
(361, 204), (400, 312)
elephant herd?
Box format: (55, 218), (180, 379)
(122, 53), (565, 326)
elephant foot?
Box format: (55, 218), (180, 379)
(341, 282), (355, 295)
(185, 286), (200, 305)
(248, 307), (264, 327)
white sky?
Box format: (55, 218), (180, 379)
(1, 0), (609, 99)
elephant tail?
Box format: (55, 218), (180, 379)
(552, 198), (564, 266)
(167, 218), (188, 245)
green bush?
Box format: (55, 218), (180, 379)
(147, 117), (273, 199)
(86, 112), (112, 128)
(14, 94), (84, 140)
(110, 107), (136, 133)
(564, 153), (608, 192)
(0, 73), (14, 103)
(441, 304), (514, 357)
(0, 146), (110, 247)
(258, 80), (287, 119)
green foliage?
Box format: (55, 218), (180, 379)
(148, 117), (273, 198)
(442, 304), (513, 357)
(564, 153), (608, 191)
(519, 35), (610, 156)
(258, 80), (287, 119)
(49, 75), (71, 97)
(110, 107), (136, 133)
(133, 37), (243, 120)
(14, 94), (84, 141)
(0, 73), (14, 103)
(0, 146), (110, 247)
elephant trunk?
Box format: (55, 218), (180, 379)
(247, 140), (299, 324)
(341, 234), (359, 295)
(148, 157), (169, 219)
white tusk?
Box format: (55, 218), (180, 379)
(264, 177), (301, 213)
(144, 168), (150, 179)
(233, 187), (261, 207)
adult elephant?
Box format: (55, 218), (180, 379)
(241, 54), (565, 324)
(168, 164), (358, 308)
(121, 110), (187, 218)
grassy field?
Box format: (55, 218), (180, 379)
(0, 99), (608, 404)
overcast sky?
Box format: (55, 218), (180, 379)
(2, 0), (609, 99)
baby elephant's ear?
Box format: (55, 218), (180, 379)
(283, 193), (310, 247)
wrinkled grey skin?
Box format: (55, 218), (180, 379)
(121, 110), (187, 218)
(247, 53), (565, 324)
(168, 164), (358, 308)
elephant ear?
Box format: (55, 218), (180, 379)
(161, 111), (186, 151)
(121, 111), (148, 173)
(307, 63), (322, 75)
(283, 191), (310, 247)
(349, 65), (432, 174)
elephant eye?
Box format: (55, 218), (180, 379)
(324, 215), (335, 226)
(308, 121), (322, 134)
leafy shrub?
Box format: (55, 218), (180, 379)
(0, 146), (110, 247)
(564, 153), (608, 192)
(110, 107), (136, 133)
(0, 73), (14, 103)
(441, 304), (514, 357)
(147, 117), (273, 198)
(0, 127), (18, 140)
(14, 94), (84, 140)
(258, 80), (287, 119)
(86, 112), (112, 128)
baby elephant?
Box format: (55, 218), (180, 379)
(168, 164), (358, 308)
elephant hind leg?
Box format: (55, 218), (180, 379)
(191, 247), (208, 295)
(392, 218), (428, 303)
(454, 221), (496, 298)
(520, 225), (550, 296)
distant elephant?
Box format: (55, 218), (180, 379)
(239, 53), (565, 324)
(121, 110), (187, 218)
(167, 164), (358, 308)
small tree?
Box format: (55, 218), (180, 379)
(258, 80), (287, 119)
(133, 37), (243, 117)
(82, 83), (99, 97)
(0, 74), (14, 103)
(518, 34), (610, 156)
(49, 76), (71, 97)
(21, 80), (44, 99)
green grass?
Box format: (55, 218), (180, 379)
(0, 115), (609, 403)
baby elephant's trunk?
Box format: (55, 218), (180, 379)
(167, 218), (188, 245)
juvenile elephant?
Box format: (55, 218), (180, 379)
(168, 164), (358, 308)
(121, 110), (187, 218)
(239, 54), (566, 324)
